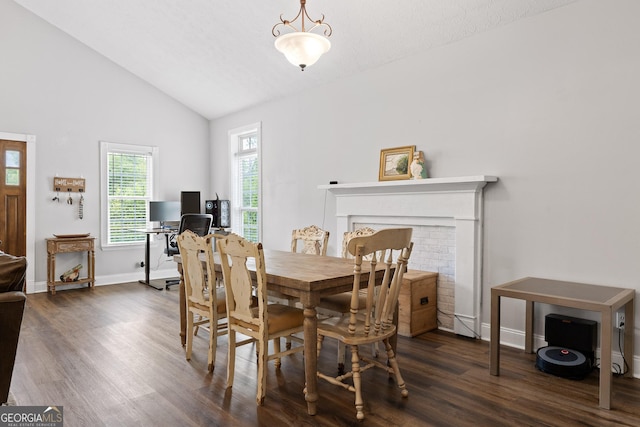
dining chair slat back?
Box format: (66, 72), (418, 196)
(316, 227), (414, 421)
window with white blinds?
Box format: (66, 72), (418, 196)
(229, 123), (261, 242)
(100, 141), (158, 247)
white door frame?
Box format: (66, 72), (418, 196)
(0, 131), (36, 293)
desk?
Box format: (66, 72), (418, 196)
(174, 249), (386, 416)
(134, 228), (176, 290)
(490, 277), (635, 409)
(46, 236), (95, 295)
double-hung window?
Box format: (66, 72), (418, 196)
(229, 123), (261, 242)
(100, 141), (158, 248)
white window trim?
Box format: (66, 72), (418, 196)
(228, 122), (262, 242)
(99, 141), (159, 250)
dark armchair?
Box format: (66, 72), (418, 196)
(0, 252), (27, 405)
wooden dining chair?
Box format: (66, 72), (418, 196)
(278, 224), (329, 349)
(217, 233), (305, 405)
(177, 230), (227, 373)
(316, 228), (414, 421)
(340, 227), (377, 259)
(291, 224), (329, 256)
(317, 227), (377, 374)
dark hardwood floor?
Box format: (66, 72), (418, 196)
(11, 282), (640, 426)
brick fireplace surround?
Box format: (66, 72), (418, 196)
(319, 176), (497, 338)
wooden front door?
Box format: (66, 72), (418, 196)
(0, 139), (27, 256)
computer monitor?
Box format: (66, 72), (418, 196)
(181, 191), (201, 215)
(149, 201), (181, 228)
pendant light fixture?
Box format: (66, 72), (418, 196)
(272, 0), (332, 71)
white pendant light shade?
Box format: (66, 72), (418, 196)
(275, 32), (331, 70)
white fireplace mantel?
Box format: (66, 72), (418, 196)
(318, 175), (497, 195)
(318, 175), (498, 337)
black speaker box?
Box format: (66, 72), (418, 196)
(205, 199), (230, 228)
(205, 200), (215, 216)
(545, 313), (597, 357)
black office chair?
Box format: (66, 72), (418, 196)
(165, 213), (213, 289)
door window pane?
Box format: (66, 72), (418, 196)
(5, 150), (20, 168)
(5, 169), (19, 185)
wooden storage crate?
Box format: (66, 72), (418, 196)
(398, 270), (438, 337)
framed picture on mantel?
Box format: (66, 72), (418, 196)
(379, 145), (414, 181)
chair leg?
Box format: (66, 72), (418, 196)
(285, 299), (295, 349)
(227, 330), (236, 389)
(317, 334), (324, 358)
(273, 337), (281, 369)
(194, 314), (200, 336)
(207, 312), (217, 373)
(384, 338), (408, 398)
(337, 341), (346, 375)
(351, 345), (365, 421)
(186, 311), (194, 361)
(337, 312), (348, 374)
(257, 336), (268, 405)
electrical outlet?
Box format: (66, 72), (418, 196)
(616, 312), (625, 329)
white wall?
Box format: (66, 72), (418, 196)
(211, 0), (640, 363)
(0, 1), (210, 290)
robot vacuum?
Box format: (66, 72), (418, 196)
(535, 346), (592, 379)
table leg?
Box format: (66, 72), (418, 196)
(600, 310), (612, 409)
(47, 253), (54, 294)
(302, 298), (318, 415)
(525, 300), (534, 354)
(88, 249), (95, 288)
(145, 233), (150, 282)
(138, 234), (151, 285)
(139, 233), (164, 290)
(50, 253), (57, 295)
(490, 290), (500, 375)
(623, 299), (635, 378)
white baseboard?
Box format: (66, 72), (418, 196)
(30, 268), (178, 294)
(479, 322), (639, 378)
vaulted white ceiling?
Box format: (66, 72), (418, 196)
(14, 0), (577, 120)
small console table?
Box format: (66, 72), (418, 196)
(490, 277), (635, 409)
(46, 235), (95, 295)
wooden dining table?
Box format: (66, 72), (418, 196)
(174, 249), (387, 416)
